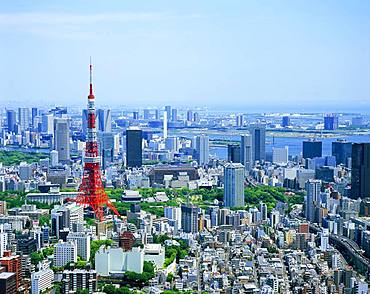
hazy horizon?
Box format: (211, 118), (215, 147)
(1, 0), (370, 112)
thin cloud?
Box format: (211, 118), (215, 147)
(0, 12), (203, 26)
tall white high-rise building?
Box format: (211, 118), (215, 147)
(54, 118), (70, 164)
(320, 228), (329, 252)
(163, 111), (168, 139)
(54, 240), (77, 267)
(305, 179), (321, 222)
(50, 150), (59, 167)
(250, 124), (266, 163)
(0, 224), (8, 258)
(272, 146), (289, 165)
(31, 264), (54, 294)
(18, 107), (30, 131)
(224, 163), (245, 208)
(240, 134), (252, 170)
(164, 206), (181, 230)
(41, 114), (54, 135)
(195, 134), (209, 166)
(67, 232), (91, 261)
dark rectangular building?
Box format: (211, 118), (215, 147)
(282, 116), (290, 127)
(181, 204), (199, 233)
(0, 272), (16, 294)
(227, 144), (240, 163)
(351, 143), (370, 199)
(126, 128), (142, 168)
(332, 140), (352, 166)
(303, 140), (322, 159)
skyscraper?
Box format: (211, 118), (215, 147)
(195, 134), (209, 166)
(351, 143), (370, 199)
(186, 110), (193, 122)
(181, 204), (198, 233)
(272, 146), (289, 165)
(240, 134), (252, 170)
(99, 132), (115, 169)
(303, 140), (322, 159)
(143, 109), (150, 120)
(282, 116), (290, 127)
(126, 128), (142, 168)
(54, 118), (70, 164)
(332, 139), (352, 166)
(97, 109), (112, 132)
(324, 114), (339, 130)
(165, 105), (171, 121)
(171, 108), (178, 121)
(6, 110), (16, 133)
(18, 107), (30, 132)
(227, 144), (240, 163)
(31, 107), (38, 127)
(250, 124), (266, 162)
(305, 179), (321, 222)
(42, 114), (54, 135)
(224, 163), (245, 208)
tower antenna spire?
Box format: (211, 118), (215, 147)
(89, 57), (94, 97)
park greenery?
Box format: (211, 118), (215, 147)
(0, 150), (49, 166)
(30, 246), (55, 266)
(106, 185), (304, 217)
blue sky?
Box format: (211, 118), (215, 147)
(0, 0), (370, 112)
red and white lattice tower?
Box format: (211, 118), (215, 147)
(76, 61), (120, 221)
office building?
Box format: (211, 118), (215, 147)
(132, 111), (139, 120)
(31, 107), (38, 126)
(236, 114), (244, 127)
(351, 143), (370, 199)
(227, 144), (240, 163)
(165, 105), (171, 121)
(224, 163), (245, 208)
(62, 269), (97, 294)
(18, 107), (30, 131)
(195, 134), (209, 166)
(282, 116), (290, 127)
(31, 264), (54, 294)
(95, 246), (144, 276)
(259, 202), (268, 221)
(50, 150), (59, 167)
(250, 124), (266, 162)
(0, 224), (7, 258)
(0, 251), (21, 289)
(303, 140), (322, 159)
(352, 116), (364, 127)
(164, 206), (181, 230)
(181, 204), (198, 233)
(305, 179), (321, 222)
(324, 114), (339, 130)
(171, 108), (178, 121)
(240, 134), (252, 170)
(18, 162), (32, 181)
(54, 118), (70, 164)
(163, 111), (168, 139)
(41, 114), (54, 135)
(98, 132), (114, 169)
(0, 272), (16, 294)
(187, 110), (193, 122)
(332, 139), (352, 166)
(6, 110), (16, 133)
(126, 128), (142, 168)
(51, 202), (84, 239)
(97, 109), (112, 132)
(272, 146), (289, 165)
(67, 232), (91, 261)
(143, 109), (150, 120)
(54, 240), (77, 267)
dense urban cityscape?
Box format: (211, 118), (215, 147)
(0, 62), (369, 293)
(2, 1), (370, 294)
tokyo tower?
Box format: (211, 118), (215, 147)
(76, 61), (120, 221)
